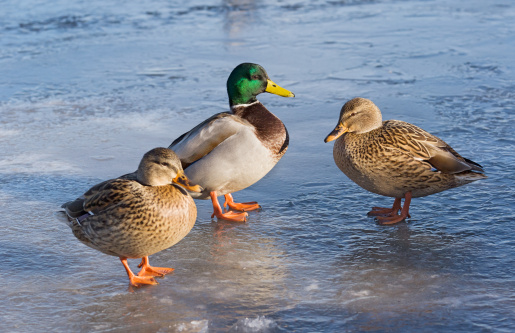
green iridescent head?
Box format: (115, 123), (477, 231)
(226, 63), (295, 107)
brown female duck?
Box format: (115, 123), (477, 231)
(61, 147), (201, 287)
(324, 97), (487, 225)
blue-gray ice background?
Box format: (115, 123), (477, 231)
(1, 0), (514, 332)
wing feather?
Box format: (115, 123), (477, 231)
(169, 112), (252, 167)
(82, 179), (140, 214)
(61, 179), (139, 218)
(382, 120), (484, 174)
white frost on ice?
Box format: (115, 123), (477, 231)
(351, 290), (371, 297)
(229, 316), (278, 332)
(305, 282), (319, 291)
(175, 319), (209, 333)
(158, 297), (174, 305)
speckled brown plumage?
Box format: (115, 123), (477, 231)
(325, 97), (486, 224)
(61, 147), (199, 286)
(333, 119), (486, 198)
(67, 179), (196, 258)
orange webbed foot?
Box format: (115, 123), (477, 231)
(368, 207), (400, 217)
(210, 191), (248, 222)
(368, 198), (402, 217)
(374, 193), (412, 225)
(376, 213), (409, 225)
(211, 209), (248, 222)
(120, 257), (159, 288)
(129, 275), (159, 287)
(223, 194), (261, 212)
(224, 201), (261, 212)
(137, 257), (174, 277)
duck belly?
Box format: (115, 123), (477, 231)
(185, 130), (277, 199)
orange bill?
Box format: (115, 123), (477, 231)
(324, 123), (348, 143)
(173, 171), (202, 192)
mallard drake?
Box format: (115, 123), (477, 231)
(324, 97), (487, 225)
(169, 63), (295, 222)
(61, 147), (201, 287)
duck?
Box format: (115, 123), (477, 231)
(60, 147), (202, 287)
(169, 63), (295, 222)
(324, 97), (487, 225)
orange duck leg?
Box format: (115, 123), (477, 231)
(120, 257), (158, 287)
(376, 192), (412, 225)
(210, 191), (248, 222)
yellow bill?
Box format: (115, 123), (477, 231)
(173, 171), (203, 193)
(324, 123), (348, 143)
(265, 79), (295, 97)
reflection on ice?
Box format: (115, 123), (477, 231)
(222, 0), (258, 37)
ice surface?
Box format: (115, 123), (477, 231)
(1, 0), (514, 331)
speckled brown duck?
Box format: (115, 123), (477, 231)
(61, 147), (201, 287)
(324, 97), (487, 225)
(169, 63), (295, 222)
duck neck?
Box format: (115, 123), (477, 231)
(230, 101), (260, 116)
(229, 94), (258, 107)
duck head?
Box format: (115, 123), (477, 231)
(324, 97), (383, 142)
(137, 147), (202, 192)
(227, 63), (295, 107)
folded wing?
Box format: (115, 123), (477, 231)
(169, 112), (251, 168)
(383, 120), (485, 174)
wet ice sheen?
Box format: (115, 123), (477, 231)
(1, 0), (514, 332)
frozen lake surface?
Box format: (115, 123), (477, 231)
(1, 0), (514, 331)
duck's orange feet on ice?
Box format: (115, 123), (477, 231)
(120, 257), (158, 287)
(137, 256), (174, 277)
(368, 198), (402, 217)
(375, 192), (412, 225)
(223, 193), (261, 212)
(210, 192), (248, 222)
